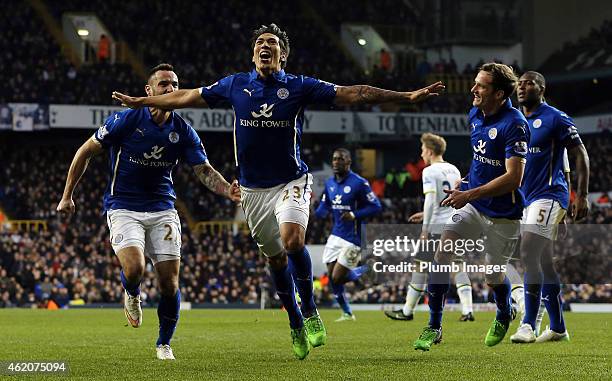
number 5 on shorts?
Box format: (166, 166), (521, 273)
(537, 209), (546, 223)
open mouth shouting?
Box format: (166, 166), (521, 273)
(259, 50), (272, 64)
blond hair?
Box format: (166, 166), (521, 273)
(421, 133), (447, 156)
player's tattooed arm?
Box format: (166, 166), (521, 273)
(112, 88), (207, 109)
(193, 163), (241, 202)
(334, 81), (444, 105)
(57, 137), (104, 217)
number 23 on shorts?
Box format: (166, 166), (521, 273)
(282, 186), (302, 203)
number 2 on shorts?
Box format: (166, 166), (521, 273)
(163, 224), (173, 241)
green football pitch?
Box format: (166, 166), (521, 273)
(0, 309), (610, 380)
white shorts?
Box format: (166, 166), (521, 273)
(521, 199), (566, 240)
(444, 203), (520, 266)
(106, 208), (182, 264)
(322, 235), (361, 269)
(241, 174), (313, 257)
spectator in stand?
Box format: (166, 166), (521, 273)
(384, 168), (400, 198)
(596, 192), (610, 207)
(445, 59), (458, 74)
(370, 178), (386, 198)
(463, 63), (474, 75)
(416, 59), (432, 78)
(97, 34), (110, 63)
(380, 49), (392, 72)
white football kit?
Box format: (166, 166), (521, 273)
(422, 162), (461, 234)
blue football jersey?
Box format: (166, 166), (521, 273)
(464, 99), (529, 219)
(199, 69), (336, 188)
(521, 102), (582, 209)
(94, 107), (208, 212)
(315, 171), (382, 246)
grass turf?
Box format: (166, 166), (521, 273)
(0, 309), (610, 380)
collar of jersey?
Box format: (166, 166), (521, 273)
(334, 171), (353, 184)
(248, 68), (287, 84)
(476, 97), (513, 124)
(145, 106), (173, 127)
(525, 101), (548, 119)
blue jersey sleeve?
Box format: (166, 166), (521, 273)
(182, 126), (208, 166)
(314, 188), (331, 219)
(503, 120), (529, 160)
(555, 112), (583, 149)
(200, 75), (234, 109)
(301, 76), (337, 105)
(353, 180), (382, 219)
(93, 109), (135, 148)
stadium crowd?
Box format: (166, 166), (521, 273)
(1, 2), (610, 308)
(1, 0), (527, 114)
(0, 2), (142, 106)
(0, 135), (264, 307)
(2, 193), (609, 309)
(1, 131), (611, 308)
(6, 1), (608, 116)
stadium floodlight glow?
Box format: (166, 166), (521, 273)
(358, 38), (367, 46)
(77, 29), (89, 37)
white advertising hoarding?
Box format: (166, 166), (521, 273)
(47, 104), (611, 135)
(49, 105), (353, 133)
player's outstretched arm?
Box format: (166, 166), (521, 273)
(193, 163), (240, 202)
(57, 138), (104, 218)
(112, 89), (207, 109)
(568, 143), (590, 221)
(442, 156), (525, 209)
(334, 82), (444, 106)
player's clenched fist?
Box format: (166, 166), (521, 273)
(56, 198), (76, 218)
(228, 180), (241, 203)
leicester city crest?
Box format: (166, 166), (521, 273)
(169, 131), (180, 143)
(277, 88), (289, 99)
(488, 127), (497, 140)
(533, 119), (542, 128)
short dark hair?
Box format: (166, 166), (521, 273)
(522, 70), (546, 89)
(479, 62), (518, 99)
(334, 148), (351, 159)
(147, 63), (174, 83)
(251, 24), (290, 68)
